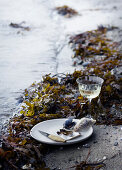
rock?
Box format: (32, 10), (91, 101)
(111, 83), (121, 91)
(111, 66), (122, 79)
(112, 104), (115, 108)
(77, 60), (83, 65)
(82, 62), (91, 67)
(83, 144), (90, 148)
(114, 142), (118, 146)
(22, 164), (31, 169)
(103, 156), (107, 160)
(104, 125), (107, 129)
(16, 96), (24, 104)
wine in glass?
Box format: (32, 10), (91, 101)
(76, 76), (104, 112)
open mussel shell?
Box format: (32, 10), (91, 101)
(63, 118), (76, 131)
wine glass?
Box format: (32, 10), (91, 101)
(76, 76), (104, 113)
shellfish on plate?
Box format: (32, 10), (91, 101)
(73, 117), (96, 132)
(58, 117), (96, 135)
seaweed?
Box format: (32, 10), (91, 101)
(0, 26), (122, 169)
(0, 67), (121, 168)
(55, 5), (78, 18)
(0, 69), (121, 168)
(9, 22), (30, 31)
(69, 27), (122, 105)
(70, 149), (106, 170)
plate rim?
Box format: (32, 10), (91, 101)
(30, 118), (93, 145)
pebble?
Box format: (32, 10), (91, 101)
(17, 96), (24, 104)
(103, 156), (107, 160)
(114, 142), (118, 146)
(113, 126), (118, 129)
(22, 164), (31, 169)
(78, 60), (83, 65)
(82, 62), (91, 67)
(112, 104), (115, 108)
(83, 144), (90, 148)
(103, 125), (107, 129)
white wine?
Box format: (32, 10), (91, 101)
(79, 83), (101, 100)
(79, 86), (101, 99)
(77, 76), (104, 102)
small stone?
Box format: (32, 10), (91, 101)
(103, 156), (107, 160)
(78, 60), (83, 65)
(82, 62), (90, 67)
(112, 104), (115, 108)
(104, 125), (107, 129)
(22, 164), (31, 169)
(113, 126), (118, 129)
(77, 147), (80, 150)
(83, 144), (90, 148)
(114, 142), (118, 146)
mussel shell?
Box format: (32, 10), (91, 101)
(63, 118), (76, 130)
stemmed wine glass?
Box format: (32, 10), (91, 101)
(76, 76), (104, 113)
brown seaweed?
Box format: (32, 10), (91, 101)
(0, 26), (122, 169)
(56, 5), (78, 18)
(70, 149), (106, 170)
(9, 22), (30, 31)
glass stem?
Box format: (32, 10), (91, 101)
(88, 99), (92, 114)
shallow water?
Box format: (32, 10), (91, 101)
(0, 0), (122, 128)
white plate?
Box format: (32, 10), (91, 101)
(30, 118), (93, 145)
